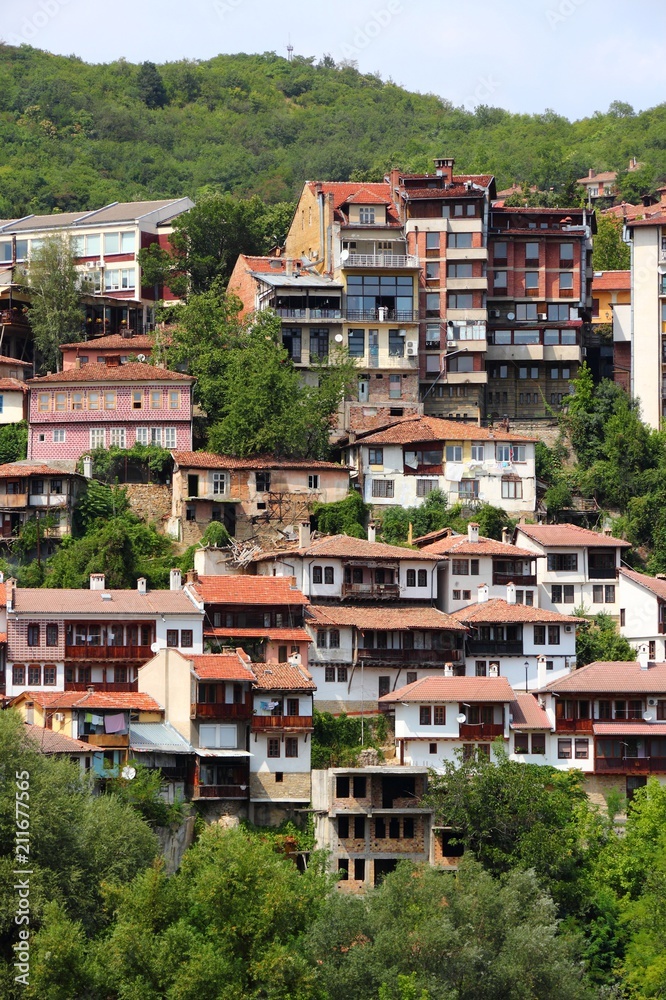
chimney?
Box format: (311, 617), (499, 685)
(170, 568), (182, 591)
(467, 521), (479, 544)
(285, 258), (293, 277)
(444, 663), (454, 677)
(506, 582), (517, 605)
(298, 521), (311, 548)
(90, 573), (105, 590)
(501, 526), (510, 545)
(477, 583), (489, 604)
(137, 577), (147, 594)
(488, 662), (499, 677)
(186, 569), (198, 584)
(588, 168), (594, 178)
(288, 651), (302, 667)
(367, 521), (376, 543)
(637, 645), (650, 670)
(82, 455), (93, 479)
(433, 157), (455, 182)
(74, 357), (81, 369)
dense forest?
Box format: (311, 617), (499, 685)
(1, 45), (666, 216)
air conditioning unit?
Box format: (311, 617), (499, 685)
(564, 625), (573, 633)
(648, 697), (658, 707)
(54, 712), (65, 722)
(538, 312), (547, 320)
(490, 309), (501, 319)
(406, 342), (417, 356)
(86, 261), (96, 269)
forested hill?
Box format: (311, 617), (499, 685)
(1, 45), (666, 216)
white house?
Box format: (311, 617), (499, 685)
(619, 567), (666, 661)
(344, 414), (536, 514)
(415, 521), (541, 613)
(514, 523), (630, 618)
(450, 587), (581, 691)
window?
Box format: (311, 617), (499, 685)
(534, 625), (546, 645)
(434, 705), (446, 725)
(559, 242), (574, 263)
(493, 270), (508, 290)
(256, 472), (271, 492)
(406, 672), (418, 685)
(325, 666), (335, 682)
(180, 630), (193, 648)
(388, 329), (404, 358)
(324, 567), (334, 585)
(452, 590), (461, 601)
(150, 390), (161, 410)
(53, 428), (65, 443)
(420, 705), (432, 725)
(446, 444), (463, 463)
(452, 559), (469, 575)
(12, 665), (25, 686)
(27, 625), (39, 647)
(502, 478), (523, 499)
(425, 292), (441, 316)
(338, 859), (349, 880)
(308, 474), (320, 490)
(458, 480), (479, 499)
(425, 323), (441, 349)
(418, 569), (427, 587)
(267, 738), (280, 758)
(558, 738), (572, 759)
(416, 479), (436, 497)
(285, 737), (298, 758)
(605, 585), (615, 603)
(475, 661), (487, 676)
(336, 775), (350, 798)
(496, 444), (511, 463)
(28, 665), (41, 686)
(548, 303), (570, 321)
(136, 427), (149, 445)
(389, 373), (402, 399)
(359, 206), (375, 224)
(348, 329), (365, 357)
(547, 554), (578, 572)
(103, 391), (116, 410)
(43, 665), (56, 685)
(406, 569), (416, 587)
(368, 448), (383, 467)
(168, 390), (180, 410)
(166, 629), (179, 647)
(448, 293), (474, 309)
(312, 566), (323, 585)
(530, 733), (546, 754)
(372, 480), (394, 498)
(109, 427), (126, 448)
(45, 624), (58, 647)
(353, 775), (366, 798)
(448, 232), (473, 248)
(525, 271), (539, 289)
(514, 732), (529, 754)
(548, 625), (561, 645)
(354, 858), (366, 881)
(150, 427), (162, 447)
(317, 630), (328, 649)
(328, 630), (340, 649)
(516, 303), (538, 321)
(426, 233), (439, 250)
(337, 666), (348, 682)
(575, 738), (589, 759)
(471, 444), (485, 461)
(164, 428), (176, 449)
(559, 272), (574, 290)
(132, 390), (143, 410)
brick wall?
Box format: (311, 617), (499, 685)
(250, 771), (311, 801)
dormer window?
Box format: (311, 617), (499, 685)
(359, 207), (375, 225)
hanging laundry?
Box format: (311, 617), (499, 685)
(104, 713), (127, 734)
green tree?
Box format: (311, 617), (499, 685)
(136, 61), (168, 109)
(313, 490), (369, 538)
(0, 420), (28, 464)
(21, 235), (86, 373)
(574, 610), (636, 667)
(592, 213), (630, 271)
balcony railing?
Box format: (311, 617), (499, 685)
(466, 640), (523, 656)
(193, 784), (249, 799)
(193, 702), (253, 720)
(344, 254), (419, 268)
(459, 723), (504, 740)
(0, 309), (29, 327)
(346, 309), (419, 323)
(595, 757), (666, 774)
(555, 718), (595, 734)
(588, 567), (618, 580)
(273, 307), (343, 320)
(0, 494), (28, 508)
(341, 582), (401, 600)
(84, 733), (129, 747)
(492, 573), (537, 586)
(251, 715), (313, 730)
(65, 645), (153, 660)
(358, 648), (463, 663)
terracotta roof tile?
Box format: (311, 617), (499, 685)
(515, 523), (630, 548)
(14, 690), (162, 711)
(627, 213), (666, 228)
(251, 661), (316, 691)
(11, 587), (201, 617)
(190, 652), (256, 682)
(254, 534), (443, 562)
(510, 693), (552, 730)
(0, 463), (80, 479)
(452, 598), (583, 625)
(0, 356), (32, 367)
(206, 627), (311, 642)
(620, 567), (666, 600)
(593, 722), (666, 736)
(172, 450), (346, 472)
(592, 271), (631, 291)
(380, 674), (514, 704)
(357, 415), (535, 446)
(59, 333), (163, 351)
(28, 363), (193, 384)
(307, 604), (466, 631)
(24, 722), (91, 753)
(306, 181), (392, 209)
(194, 575), (308, 606)
(0, 379), (27, 392)
(419, 534), (537, 558)
(544, 661), (666, 694)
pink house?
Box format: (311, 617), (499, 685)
(27, 361), (194, 461)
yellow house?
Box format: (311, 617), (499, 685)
(591, 271), (630, 325)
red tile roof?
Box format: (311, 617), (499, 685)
(0, 463), (80, 479)
(0, 379), (27, 392)
(190, 652), (256, 682)
(206, 627), (312, 642)
(620, 567), (666, 600)
(28, 363), (193, 384)
(357, 414), (535, 445)
(172, 450), (346, 472)
(515, 523), (630, 548)
(627, 213), (666, 229)
(0, 356), (32, 367)
(14, 690), (162, 711)
(194, 575), (309, 606)
(451, 598), (583, 625)
(307, 181), (392, 209)
(544, 661), (666, 694)
(59, 333), (163, 351)
(592, 271), (631, 291)
(308, 604), (466, 631)
(577, 171), (617, 184)
(254, 534), (443, 562)
(510, 694), (552, 730)
(593, 722), (666, 736)
(251, 661), (316, 691)
(10, 587), (200, 616)
(379, 674), (514, 704)
(418, 534), (537, 558)
(24, 722), (91, 753)
(346, 187), (393, 205)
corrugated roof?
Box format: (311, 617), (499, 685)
(307, 604), (466, 631)
(544, 661), (666, 694)
(129, 722), (193, 753)
(24, 722), (90, 753)
(251, 661), (316, 691)
(451, 598), (584, 625)
(0, 199), (191, 233)
(195, 575), (309, 606)
(11, 586), (201, 617)
(510, 694), (552, 730)
(620, 567), (666, 600)
(172, 450), (346, 471)
(29, 362), (193, 385)
(379, 674), (514, 704)
(357, 415), (535, 445)
(190, 653), (256, 682)
(515, 523), (630, 548)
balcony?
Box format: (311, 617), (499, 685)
(341, 583), (401, 600)
(0, 309), (29, 327)
(65, 681), (138, 692)
(588, 568), (618, 580)
(466, 640), (523, 656)
(273, 307), (343, 321)
(192, 702), (253, 720)
(346, 309), (419, 323)
(492, 573), (537, 586)
(0, 493), (28, 508)
(192, 784), (249, 799)
(555, 718), (594, 734)
(29, 494), (68, 508)
(459, 723), (505, 740)
(65, 645), (153, 660)
(358, 648), (462, 664)
(343, 254), (419, 269)
(251, 715), (313, 731)
(595, 757), (666, 774)
(85, 733), (129, 747)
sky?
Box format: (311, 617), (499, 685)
(3, 0), (666, 119)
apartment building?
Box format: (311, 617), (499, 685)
(0, 460), (84, 545)
(514, 523), (630, 617)
(619, 567), (666, 661)
(625, 211), (666, 428)
(27, 360), (194, 461)
(0, 198), (193, 354)
(59, 331), (165, 369)
(0, 354), (30, 421)
(344, 414), (537, 514)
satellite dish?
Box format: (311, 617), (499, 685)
(456, 713), (467, 724)
(137, 353), (147, 362)
(506, 312), (515, 320)
(334, 333), (344, 343)
(150, 641), (161, 654)
(643, 712), (654, 722)
(340, 249), (350, 262)
(121, 765), (136, 781)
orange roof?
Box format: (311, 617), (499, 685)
(510, 694), (552, 730)
(357, 415), (535, 446)
(577, 171), (617, 184)
(172, 450), (346, 472)
(59, 333), (160, 351)
(0, 379), (27, 392)
(307, 181), (392, 209)
(13, 690), (162, 711)
(10, 587), (200, 617)
(24, 723), (90, 753)
(254, 533), (443, 562)
(544, 661), (666, 694)
(308, 604), (466, 631)
(28, 363), (193, 384)
(515, 523), (630, 548)
(194, 575), (309, 606)
(620, 567), (666, 600)
(380, 674), (514, 704)
(451, 598), (583, 626)
(592, 271), (631, 292)
(419, 533), (536, 559)
(0, 463), (80, 479)
(190, 652), (256, 682)
(0, 356), (32, 367)
(206, 627), (311, 642)
(593, 722), (666, 736)
(627, 213), (666, 229)
(251, 661), (316, 691)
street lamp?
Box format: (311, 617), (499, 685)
(524, 660), (530, 694)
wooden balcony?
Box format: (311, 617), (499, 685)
(65, 645), (153, 660)
(357, 648), (462, 664)
(595, 757), (666, 774)
(492, 573), (537, 586)
(85, 733), (129, 747)
(192, 784), (249, 799)
(341, 583), (400, 600)
(192, 702), (253, 720)
(65, 681), (138, 692)
(251, 715), (313, 731)
(555, 718), (595, 734)
(459, 723), (504, 740)
(0, 493), (28, 508)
